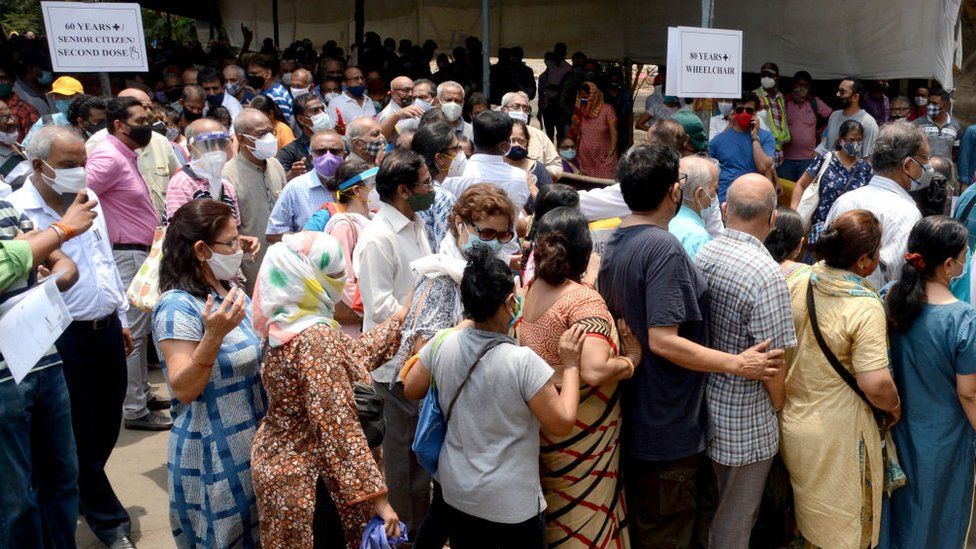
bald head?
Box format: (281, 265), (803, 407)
(725, 173), (777, 228)
(184, 117), (225, 142)
(233, 108), (270, 136)
(119, 88), (152, 110)
(291, 68), (313, 89)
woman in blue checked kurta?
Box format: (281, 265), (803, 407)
(152, 199), (267, 548)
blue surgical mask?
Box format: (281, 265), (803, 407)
(950, 256), (968, 285)
(38, 71), (53, 85)
(461, 228), (504, 255)
(54, 99), (72, 115)
(697, 190), (718, 220)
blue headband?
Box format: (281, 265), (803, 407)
(338, 167), (378, 191)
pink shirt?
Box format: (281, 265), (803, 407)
(85, 134), (158, 246)
(784, 96), (834, 161)
(164, 169), (241, 226)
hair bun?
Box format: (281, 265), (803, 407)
(534, 230), (571, 284)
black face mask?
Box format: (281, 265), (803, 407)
(206, 93), (224, 109)
(84, 121), (107, 137)
(246, 73), (266, 90)
(126, 123), (153, 147)
(164, 88), (183, 103)
(150, 120), (167, 136)
(183, 109), (203, 123)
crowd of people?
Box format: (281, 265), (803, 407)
(1, 26), (976, 549)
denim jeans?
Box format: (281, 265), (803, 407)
(0, 365), (79, 549)
(778, 158), (813, 183)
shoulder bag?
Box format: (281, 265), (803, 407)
(797, 152), (832, 231)
(413, 332), (503, 475)
(805, 280), (906, 493)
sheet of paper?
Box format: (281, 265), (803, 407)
(0, 277), (73, 383)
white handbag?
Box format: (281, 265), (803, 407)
(797, 152), (832, 232)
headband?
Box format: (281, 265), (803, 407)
(338, 167), (378, 192)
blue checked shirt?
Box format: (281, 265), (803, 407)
(695, 229), (796, 466)
(266, 171), (334, 235)
(261, 80), (294, 124)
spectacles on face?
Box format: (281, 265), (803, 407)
(210, 237), (241, 251)
(733, 106), (755, 115)
(392, 86), (414, 94)
(312, 146), (345, 157)
(465, 218), (515, 243)
(415, 176), (434, 191)
(677, 173), (689, 186)
(506, 104), (531, 113)
(440, 143), (462, 156)
(345, 75), (365, 83)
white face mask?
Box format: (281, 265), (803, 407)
(0, 130), (18, 146)
(717, 102), (733, 117)
(447, 151), (467, 177)
(290, 86), (309, 98)
(697, 189), (718, 220)
(189, 151), (228, 198)
(507, 110), (528, 123)
(41, 160), (88, 193)
(206, 246), (243, 280)
(915, 96), (928, 106)
(247, 133), (279, 160)
(761, 77), (776, 90)
(367, 186), (381, 211)
(441, 101), (462, 122)
(309, 111), (335, 132)
(323, 92), (339, 105)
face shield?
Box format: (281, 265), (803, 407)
(187, 131), (231, 159)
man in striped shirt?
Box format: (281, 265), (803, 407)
(247, 54), (294, 125)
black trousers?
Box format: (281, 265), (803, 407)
(445, 502), (546, 549)
(54, 315), (130, 545)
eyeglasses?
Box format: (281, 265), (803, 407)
(211, 237), (241, 251)
(345, 75), (365, 83)
(313, 147), (346, 157)
(506, 104), (532, 113)
(392, 87), (414, 94)
(677, 173), (688, 187)
(465, 218), (515, 243)
(415, 176), (434, 190)
(440, 144), (462, 156)
(733, 106), (755, 115)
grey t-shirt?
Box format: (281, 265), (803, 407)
(419, 328), (554, 524)
(822, 109), (880, 156)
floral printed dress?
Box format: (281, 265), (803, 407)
(251, 316), (403, 548)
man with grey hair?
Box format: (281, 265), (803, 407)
(889, 95), (912, 123)
(346, 115), (387, 165)
(499, 90), (562, 179)
(826, 120), (926, 288)
(222, 64), (257, 104)
(669, 155), (719, 260)
(165, 118), (240, 222)
(436, 80), (473, 140)
(8, 125), (139, 548)
(696, 172), (796, 549)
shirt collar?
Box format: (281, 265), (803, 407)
(869, 174), (914, 202)
(722, 228), (768, 251)
(17, 180), (59, 219)
(676, 205), (706, 228)
(299, 170), (327, 189)
(104, 134), (138, 160)
(376, 201), (412, 233)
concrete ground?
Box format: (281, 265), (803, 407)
(75, 368), (172, 549)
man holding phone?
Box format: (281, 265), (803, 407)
(708, 92), (776, 203)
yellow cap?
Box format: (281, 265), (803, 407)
(48, 76), (84, 96)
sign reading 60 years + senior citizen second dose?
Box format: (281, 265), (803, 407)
(666, 26), (742, 99)
(41, 2), (148, 73)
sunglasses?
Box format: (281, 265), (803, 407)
(465, 218), (515, 243)
(734, 106), (756, 114)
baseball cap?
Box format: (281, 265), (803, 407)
(48, 76), (84, 96)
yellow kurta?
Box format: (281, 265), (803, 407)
(780, 265), (888, 549)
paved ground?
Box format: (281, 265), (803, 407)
(75, 369), (172, 549)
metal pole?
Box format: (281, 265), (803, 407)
(701, 0), (714, 28)
(482, 0), (490, 99)
(272, 0), (280, 48)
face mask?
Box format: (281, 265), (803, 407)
(307, 111), (335, 132)
(291, 86), (309, 98)
(507, 111), (528, 123)
(54, 99), (72, 115)
(189, 150), (228, 195)
(41, 160), (87, 194)
(247, 73), (267, 90)
(313, 151), (344, 178)
(717, 102), (733, 116)
(441, 101), (462, 122)
(165, 88), (183, 103)
(345, 84), (366, 97)
(908, 158), (934, 192)
(323, 92), (339, 105)
(206, 247), (243, 280)
(950, 258), (968, 285)
(149, 120), (166, 136)
(38, 71), (53, 86)
(842, 140), (862, 157)
(507, 144), (529, 161)
(915, 96), (928, 107)
(206, 93), (224, 109)
(166, 127), (180, 142)
(246, 133), (279, 160)
(127, 123), (154, 147)
(447, 151), (467, 177)
(558, 149), (576, 160)
(225, 82), (241, 97)
(927, 104), (941, 118)
(281, 72), (293, 87)
(0, 130), (18, 145)
(792, 87), (808, 100)
(760, 77), (776, 90)
(362, 136), (387, 158)
(696, 189), (718, 220)
(461, 226), (505, 255)
(0, 83), (12, 97)
(183, 109), (203, 123)
(414, 98), (433, 112)
(407, 190), (435, 212)
(733, 112), (753, 129)
(840, 96), (853, 108)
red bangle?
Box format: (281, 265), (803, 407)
(51, 221), (75, 241)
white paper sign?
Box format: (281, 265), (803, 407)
(666, 26), (743, 99)
(0, 277), (73, 384)
(41, 2), (148, 73)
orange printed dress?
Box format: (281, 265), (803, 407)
(517, 283), (629, 548)
(251, 317), (401, 548)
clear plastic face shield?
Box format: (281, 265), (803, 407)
(187, 131), (231, 159)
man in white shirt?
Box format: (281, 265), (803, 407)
(7, 126), (137, 548)
(826, 121), (927, 289)
(443, 110), (531, 212)
(499, 91), (562, 179)
(436, 81), (474, 140)
(199, 67), (243, 120)
(328, 66), (377, 132)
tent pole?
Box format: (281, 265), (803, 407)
(701, 0), (713, 28)
(356, 0), (365, 57)
(482, 0), (490, 99)
(272, 0), (280, 48)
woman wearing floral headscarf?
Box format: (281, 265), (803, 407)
(250, 231), (408, 548)
(568, 82), (618, 179)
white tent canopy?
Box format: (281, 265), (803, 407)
(217, 0), (962, 88)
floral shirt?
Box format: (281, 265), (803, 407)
(806, 152), (873, 243)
